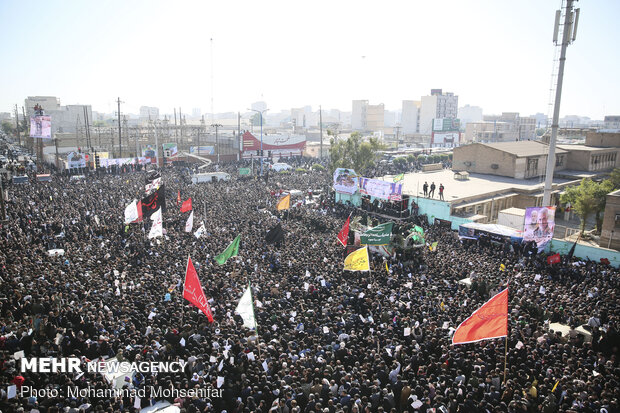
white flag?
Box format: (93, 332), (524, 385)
(145, 177), (161, 193)
(235, 284), (257, 329)
(148, 208), (163, 239)
(185, 210), (194, 233)
(124, 200), (141, 224)
(194, 222), (206, 239)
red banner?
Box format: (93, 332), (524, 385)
(180, 198), (192, 213)
(337, 216), (350, 247)
(183, 256), (213, 322)
(452, 288), (508, 345)
(547, 253), (561, 265)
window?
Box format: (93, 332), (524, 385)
(556, 155), (564, 166)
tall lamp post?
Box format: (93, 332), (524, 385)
(211, 123), (223, 164)
(247, 108), (269, 176)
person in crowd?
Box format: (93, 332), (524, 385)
(0, 145), (618, 413)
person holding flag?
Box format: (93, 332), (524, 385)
(183, 256), (214, 322)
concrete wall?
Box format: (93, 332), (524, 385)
(546, 238), (620, 268)
(453, 144), (517, 177)
(586, 132), (620, 148)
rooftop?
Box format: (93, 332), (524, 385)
(479, 141), (567, 157)
(557, 144), (618, 152)
(380, 169), (573, 203)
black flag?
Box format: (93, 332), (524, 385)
(566, 240), (577, 261)
(265, 223), (285, 244)
(141, 184), (166, 218)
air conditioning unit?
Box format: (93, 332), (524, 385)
(464, 161), (472, 167)
(491, 164), (499, 169)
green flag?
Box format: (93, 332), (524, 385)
(393, 173), (404, 183)
(360, 222), (393, 245)
(215, 235), (241, 265)
(413, 225), (424, 235)
(411, 234), (425, 244)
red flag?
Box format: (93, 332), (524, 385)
(177, 190), (181, 206)
(600, 258), (610, 265)
(547, 253), (561, 265)
(183, 256), (214, 322)
(452, 288), (508, 345)
(180, 198), (192, 213)
(337, 215), (350, 247)
(136, 200), (143, 222)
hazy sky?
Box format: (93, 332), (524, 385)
(1, 0), (618, 119)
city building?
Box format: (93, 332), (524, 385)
(352, 100), (384, 132)
(464, 121), (518, 143)
(478, 112), (536, 141)
(453, 141), (568, 179)
(419, 89), (458, 135)
(24, 96), (61, 115)
(251, 101), (268, 112)
(600, 189), (620, 250)
(401, 101), (420, 135)
(24, 97), (93, 135)
(603, 116), (620, 130)
(457, 105), (483, 127)
(139, 106), (159, 123)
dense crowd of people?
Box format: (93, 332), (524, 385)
(0, 153), (618, 413)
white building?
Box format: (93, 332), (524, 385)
(401, 100), (420, 134)
(352, 100), (384, 132)
(139, 106), (159, 122)
(604, 116), (620, 130)
(24, 96), (61, 115)
(352, 100), (368, 131)
(419, 89), (458, 134)
(458, 105), (483, 128)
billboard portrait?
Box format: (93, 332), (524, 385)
(523, 206), (556, 250)
(30, 115), (52, 139)
(333, 168), (359, 194)
(67, 152), (86, 169)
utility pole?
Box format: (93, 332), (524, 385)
(238, 112), (241, 161)
(211, 123), (223, 164)
(319, 106), (323, 159)
(0, 171), (5, 221)
(21, 107), (29, 153)
(179, 107), (183, 146)
(174, 108), (178, 145)
(14, 104), (21, 146)
(154, 120), (159, 167)
(210, 38), (214, 124)
(543, 0), (579, 207)
(117, 97), (123, 157)
(54, 137), (60, 170)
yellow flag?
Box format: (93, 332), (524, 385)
(344, 247), (370, 271)
(385, 261), (389, 273)
(276, 193), (291, 211)
(500, 263), (506, 271)
(552, 380), (559, 392)
(440, 301), (445, 311)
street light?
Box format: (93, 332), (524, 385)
(210, 123), (223, 164)
(247, 108), (269, 176)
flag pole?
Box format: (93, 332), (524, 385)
(503, 334), (508, 385)
(249, 280), (262, 360)
(503, 286), (510, 385)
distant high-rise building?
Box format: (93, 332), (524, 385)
(352, 100), (384, 131)
(139, 106), (159, 122)
(401, 101), (420, 134)
(251, 101), (268, 112)
(458, 105), (483, 128)
(24, 96), (61, 115)
(419, 89), (458, 134)
(191, 108), (201, 119)
(604, 116), (620, 130)
(531, 113), (548, 129)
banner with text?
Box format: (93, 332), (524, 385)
(359, 177), (402, 201)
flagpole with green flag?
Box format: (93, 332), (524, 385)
(215, 234), (241, 265)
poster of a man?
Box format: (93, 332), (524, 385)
(523, 206), (556, 250)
